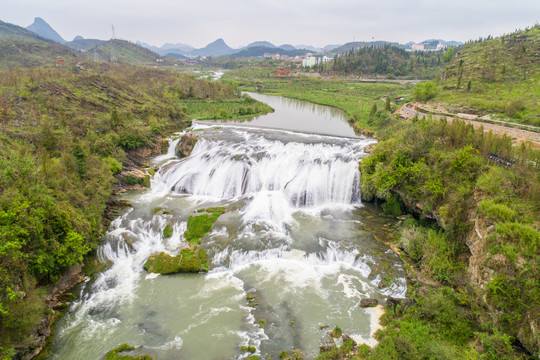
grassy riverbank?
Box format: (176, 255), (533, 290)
(222, 68), (410, 131)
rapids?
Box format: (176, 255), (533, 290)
(50, 93), (406, 360)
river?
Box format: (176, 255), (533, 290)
(49, 93), (406, 360)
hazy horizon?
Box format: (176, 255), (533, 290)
(1, 0), (539, 49)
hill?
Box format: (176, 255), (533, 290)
(189, 38), (235, 57)
(26, 17), (66, 44)
(332, 40), (404, 54)
(87, 39), (161, 65)
(0, 20), (78, 69)
(436, 25), (540, 125)
(231, 46), (308, 58)
(320, 44), (446, 79)
(66, 38), (105, 51)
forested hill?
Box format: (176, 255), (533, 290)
(0, 64), (239, 357)
(435, 25), (539, 125)
(442, 25), (539, 85)
(0, 20), (78, 69)
(319, 45), (447, 79)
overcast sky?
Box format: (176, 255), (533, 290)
(1, 0), (539, 48)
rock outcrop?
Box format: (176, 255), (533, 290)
(175, 132), (198, 158)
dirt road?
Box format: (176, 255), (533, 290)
(396, 102), (540, 149)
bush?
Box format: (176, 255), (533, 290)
(413, 82), (438, 101)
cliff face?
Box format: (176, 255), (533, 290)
(465, 213), (539, 355)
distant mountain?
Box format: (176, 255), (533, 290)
(323, 44), (341, 52)
(26, 17), (66, 44)
(0, 20), (77, 69)
(231, 46), (308, 58)
(295, 45), (322, 52)
(136, 41), (195, 56)
(73, 35), (84, 41)
(244, 41), (277, 49)
(278, 44), (296, 51)
(161, 42), (194, 51)
(66, 38), (105, 51)
(406, 39), (463, 48)
(189, 38), (234, 57)
(165, 53), (189, 60)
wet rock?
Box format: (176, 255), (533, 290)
(342, 335), (357, 347)
(319, 344), (336, 353)
(385, 296), (416, 312)
(175, 132), (198, 158)
(359, 298), (378, 308)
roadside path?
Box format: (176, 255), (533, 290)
(396, 102), (540, 149)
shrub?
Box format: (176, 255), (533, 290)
(413, 82), (438, 101)
(478, 200), (516, 222)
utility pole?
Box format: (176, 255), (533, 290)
(110, 25), (117, 64)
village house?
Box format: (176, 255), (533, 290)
(302, 54), (334, 67)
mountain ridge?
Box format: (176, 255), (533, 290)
(26, 17), (66, 44)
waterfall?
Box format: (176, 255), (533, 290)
(51, 102), (406, 360)
(159, 130), (364, 206)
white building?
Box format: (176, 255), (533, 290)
(411, 43), (425, 51)
(436, 42), (448, 51)
(302, 54), (334, 67)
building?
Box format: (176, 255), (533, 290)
(436, 42), (448, 51)
(264, 53), (281, 60)
(55, 56), (65, 66)
(302, 54), (334, 67)
(411, 43), (425, 51)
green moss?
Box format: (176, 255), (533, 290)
(104, 343), (153, 360)
(184, 208), (225, 244)
(331, 325), (342, 338)
(163, 224), (173, 238)
(144, 247), (208, 274)
(152, 207), (163, 214)
(241, 345), (256, 353)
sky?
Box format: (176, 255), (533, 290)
(1, 0), (539, 49)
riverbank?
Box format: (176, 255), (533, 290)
(0, 63), (277, 359)
(223, 72), (538, 358)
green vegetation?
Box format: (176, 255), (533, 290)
(143, 247), (208, 274)
(331, 325), (342, 338)
(184, 207), (225, 244)
(241, 345), (256, 353)
(316, 338), (356, 360)
(433, 25), (539, 126)
(0, 59), (261, 356)
(222, 67), (409, 131)
(104, 343), (152, 360)
(162, 224), (173, 238)
(318, 45), (446, 79)
(180, 93), (273, 120)
(222, 36), (539, 357)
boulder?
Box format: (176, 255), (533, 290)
(144, 247), (208, 274)
(175, 133), (198, 158)
(359, 298), (378, 308)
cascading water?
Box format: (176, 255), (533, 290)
(50, 93), (406, 360)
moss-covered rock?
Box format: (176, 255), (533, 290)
(104, 343), (152, 360)
(143, 247), (208, 274)
(184, 207), (225, 244)
(163, 223), (173, 238)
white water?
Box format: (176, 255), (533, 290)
(51, 96), (406, 360)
